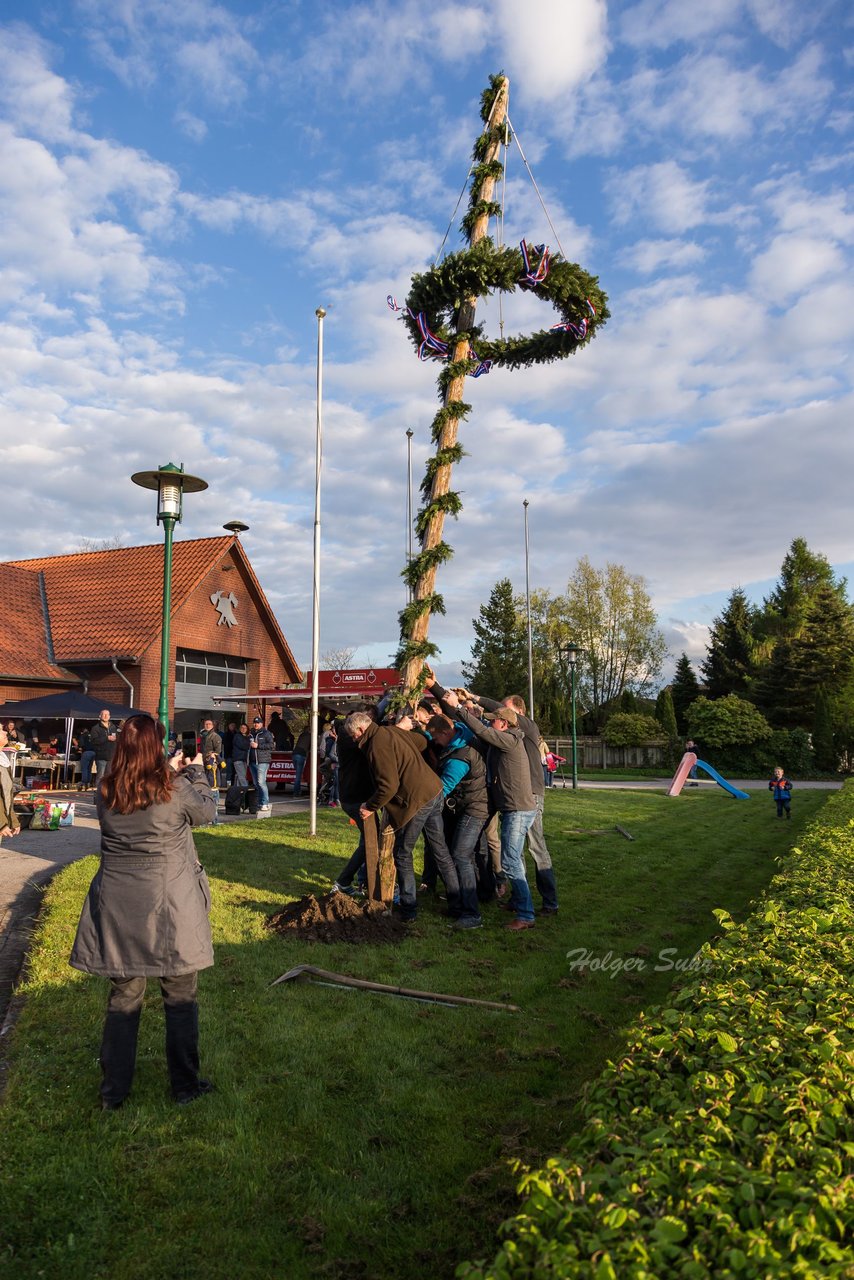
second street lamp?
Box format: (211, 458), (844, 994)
(131, 462), (208, 740)
(559, 641), (582, 790)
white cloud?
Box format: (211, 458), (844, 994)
(750, 233), (846, 305)
(620, 238), (707, 273)
(493, 0), (609, 102)
(607, 161), (711, 234)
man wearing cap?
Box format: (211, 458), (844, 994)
(248, 716), (275, 812)
(433, 688), (537, 931)
(343, 709), (460, 924)
(480, 693), (558, 915)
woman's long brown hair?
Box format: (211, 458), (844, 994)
(99, 715), (174, 814)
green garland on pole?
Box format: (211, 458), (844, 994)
(394, 73), (610, 695)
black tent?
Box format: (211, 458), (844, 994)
(0, 690), (145, 784)
(0, 691), (142, 722)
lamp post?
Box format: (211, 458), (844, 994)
(131, 462), (208, 740)
(559, 641), (582, 790)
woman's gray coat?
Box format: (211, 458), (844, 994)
(70, 764), (215, 978)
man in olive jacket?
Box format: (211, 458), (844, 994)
(344, 711), (460, 922)
(435, 690), (537, 930)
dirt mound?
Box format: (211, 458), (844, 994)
(266, 892), (407, 944)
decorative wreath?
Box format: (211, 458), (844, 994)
(391, 239), (609, 376)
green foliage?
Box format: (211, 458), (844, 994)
(687, 694), (773, 748)
(671, 653), (702, 734)
(701, 587), (757, 698)
(655, 687), (678, 738)
(812, 687), (838, 773)
(462, 578), (529, 701)
(459, 784), (854, 1280)
(603, 712), (666, 747)
(702, 727), (814, 778)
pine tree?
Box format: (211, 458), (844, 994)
(701, 587), (756, 698)
(760, 537), (840, 638)
(671, 653), (701, 733)
(655, 687), (678, 738)
(462, 578), (529, 700)
(812, 687), (837, 773)
(755, 576), (854, 727)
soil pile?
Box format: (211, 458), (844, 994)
(267, 892), (406, 944)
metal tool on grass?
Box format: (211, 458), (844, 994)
(271, 964), (520, 1013)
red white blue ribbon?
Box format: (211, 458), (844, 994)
(551, 298), (596, 340)
(388, 294), (490, 374)
(519, 239), (551, 288)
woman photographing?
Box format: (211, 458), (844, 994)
(70, 715), (216, 1110)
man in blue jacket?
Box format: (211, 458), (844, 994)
(248, 716), (275, 812)
(426, 714), (490, 930)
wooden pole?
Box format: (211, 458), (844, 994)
(402, 76), (509, 693)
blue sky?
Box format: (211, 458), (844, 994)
(1, 0), (851, 684)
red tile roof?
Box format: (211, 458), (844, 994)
(0, 564), (79, 682)
(5, 537), (301, 678)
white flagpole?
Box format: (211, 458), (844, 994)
(309, 307), (326, 836)
(523, 499), (534, 715)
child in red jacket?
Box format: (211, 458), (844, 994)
(768, 767), (792, 819)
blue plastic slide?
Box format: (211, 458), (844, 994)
(695, 759), (750, 800)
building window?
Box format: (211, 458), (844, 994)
(175, 649), (247, 692)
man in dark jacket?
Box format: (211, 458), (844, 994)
(248, 717), (275, 811)
(490, 693), (558, 914)
(231, 722), (250, 788)
(90, 709), (118, 786)
(200, 718), (223, 791)
(332, 709), (378, 894)
(291, 726), (312, 796)
(427, 714), (490, 929)
(436, 690), (537, 930)
(344, 710), (460, 923)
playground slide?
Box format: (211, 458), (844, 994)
(694, 760), (750, 800)
(667, 752), (697, 797)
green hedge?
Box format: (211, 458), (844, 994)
(458, 785), (854, 1279)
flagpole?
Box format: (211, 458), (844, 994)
(406, 428), (414, 606)
(523, 499), (534, 715)
(309, 307), (326, 837)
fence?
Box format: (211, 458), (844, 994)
(547, 736), (666, 773)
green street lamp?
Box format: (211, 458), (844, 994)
(131, 462), (208, 740)
(559, 641), (582, 790)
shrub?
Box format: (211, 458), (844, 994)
(458, 785), (854, 1279)
(603, 712), (666, 747)
(687, 694), (773, 748)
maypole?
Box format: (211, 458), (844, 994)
(390, 72), (610, 703)
(400, 76), (509, 693)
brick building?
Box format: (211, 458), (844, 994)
(1, 535), (301, 734)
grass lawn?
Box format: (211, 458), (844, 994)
(0, 786), (827, 1279)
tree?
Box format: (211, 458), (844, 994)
(462, 578), (529, 701)
(560, 558), (667, 729)
(686, 695), (772, 748)
(671, 653), (701, 733)
(603, 713), (665, 747)
(812, 687), (837, 773)
(701, 587), (756, 698)
(759, 537), (841, 638)
(755, 581), (854, 727)
(655, 687), (678, 738)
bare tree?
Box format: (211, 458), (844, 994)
(322, 647), (356, 671)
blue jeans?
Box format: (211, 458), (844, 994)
(500, 809), (537, 921)
(394, 791), (459, 920)
(250, 762), (270, 807)
(450, 812), (487, 921)
(79, 749), (96, 788)
(291, 752), (306, 795)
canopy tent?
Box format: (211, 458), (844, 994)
(0, 690), (144, 786)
